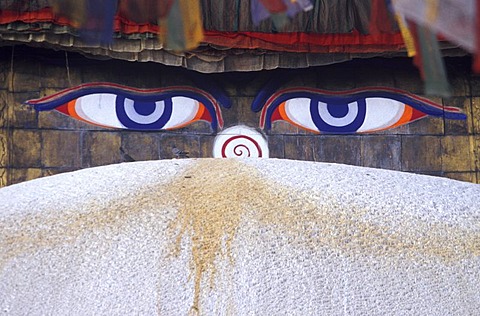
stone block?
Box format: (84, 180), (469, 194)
(403, 115), (444, 135)
(38, 110), (93, 130)
(0, 91), (37, 129)
(132, 63), (166, 88)
(316, 64), (356, 90)
(471, 75), (480, 97)
(9, 59), (41, 92)
(284, 135), (315, 161)
(301, 136), (316, 161)
(0, 90), (9, 128)
(393, 65), (424, 95)
(219, 81), (237, 100)
(269, 121), (303, 135)
(288, 70), (319, 88)
(0, 168), (7, 187)
(121, 132), (159, 162)
(444, 172), (477, 183)
(199, 135), (215, 158)
(353, 64), (395, 88)
(472, 97), (480, 134)
(441, 136), (475, 172)
(82, 60), (163, 88)
(401, 136), (442, 172)
(159, 134), (200, 159)
(0, 129), (8, 167)
(443, 97), (473, 135)
(232, 97), (258, 126)
(381, 123), (410, 135)
(11, 130), (42, 167)
(39, 62), (82, 88)
(361, 136), (401, 171)
(474, 136), (480, 174)
(42, 167), (80, 178)
(235, 71), (278, 97)
(266, 134), (285, 159)
(408, 170), (443, 178)
(443, 58), (470, 96)
(221, 97), (258, 128)
(42, 130), (81, 168)
(81, 60), (126, 84)
(82, 131), (122, 168)
(9, 168), (43, 185)
(314, 136), (362, 166)
(0, 61), (10, 90)
(447, 71), (469, 97)
(219, 106), (239, 130)
(10, 92), (39, 129)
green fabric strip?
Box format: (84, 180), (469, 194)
(165, 0), (186, 51)
(416, 24), (452, 97)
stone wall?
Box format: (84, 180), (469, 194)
(0, 46), (479, 186)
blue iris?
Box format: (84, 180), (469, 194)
(310, 98), (367, 134)
(116, 96), (173, 130)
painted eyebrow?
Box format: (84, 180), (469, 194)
(26, 82), (231, 109)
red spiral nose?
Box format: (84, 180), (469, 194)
(213, 125), (269, 158)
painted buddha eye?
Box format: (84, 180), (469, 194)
(26, 83), (226, 131)
(57, 94), (209, 130)
(256, 87), (466, 134)
(272, 97), (424, 133)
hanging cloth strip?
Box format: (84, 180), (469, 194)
(49, 0), (117, 44)
(48, 0), (203, 50)
(160, 0), (204, 51)
(395, 14), (416, 57)
(392, 0), (476, 73)
(410, 22), (452, 97)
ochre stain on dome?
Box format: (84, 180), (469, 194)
(164, 159), (480, 313)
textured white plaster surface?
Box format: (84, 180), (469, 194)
(0, 159), (479, 315)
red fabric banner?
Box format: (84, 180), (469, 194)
(475, 0), (480, 72)
(0, 8), (405, 53)
(258, 0), (287, 13)
(118, 0), (174, 24)
(369, 0), (395, 34)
